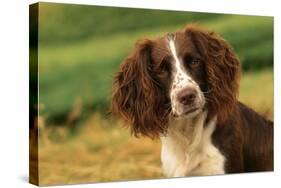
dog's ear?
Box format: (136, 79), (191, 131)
(111, 39), (168, 138)
(185, 26), (241, 123)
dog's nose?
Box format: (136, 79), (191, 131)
(177, 87), (197, 106)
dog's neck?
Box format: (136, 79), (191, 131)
(160, 111), (225, 177)
(167, 110), (210, 151)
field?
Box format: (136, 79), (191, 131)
(31, 3), (274, 186)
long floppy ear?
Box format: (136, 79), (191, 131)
(111, 39), (168, 138)
(185, 26), (241, 123)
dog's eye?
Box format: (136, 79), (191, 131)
(190, 59), (200, 66)
(184, 55), (200, 68)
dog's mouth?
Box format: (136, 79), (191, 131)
(183, 107), (200, 115)
(171, 106), (201, 118)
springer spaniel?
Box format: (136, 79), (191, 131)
(111, 25), (273, 177)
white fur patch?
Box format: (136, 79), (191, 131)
(160, 112), (225, 177)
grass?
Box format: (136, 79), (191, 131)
(38, 2), (222, 45)
(239, 69), (274, 119)
(38, 115), (162, 185)
(37, 69), (273, 185)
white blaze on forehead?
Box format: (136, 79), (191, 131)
(168, 39), (181, 70)
(167, 37), (192, 85)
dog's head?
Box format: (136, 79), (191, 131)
(111, 25), (240, 138)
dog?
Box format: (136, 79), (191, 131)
(111, 25), (273, 177)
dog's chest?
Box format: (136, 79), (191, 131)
(160, 118), (225, 177)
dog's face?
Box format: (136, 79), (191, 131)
(152, 33), (207, 118)
(112, 25), (240, 138)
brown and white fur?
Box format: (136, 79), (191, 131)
(111, 25), (273, 177)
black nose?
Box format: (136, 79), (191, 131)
(177, 87), (197, 106)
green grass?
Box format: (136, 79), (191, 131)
(39, 15), (273, 69)
(38, 2), (222, 45)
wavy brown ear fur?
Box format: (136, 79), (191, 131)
(111, 39), (169, 138)
(185, 26), (241, 123)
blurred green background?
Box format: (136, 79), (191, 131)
(34, 2), (273, 185)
